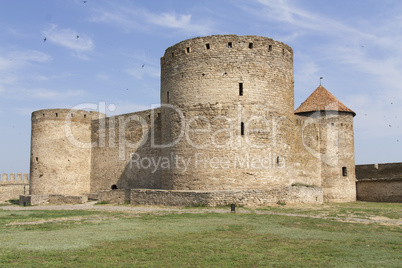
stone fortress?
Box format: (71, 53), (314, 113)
(20, 35), (359, 206)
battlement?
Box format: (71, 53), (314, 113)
(0, 173), (29, 185)
(32, 109), (105, 122)
(161, 35), (293, 65)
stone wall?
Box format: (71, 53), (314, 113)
(90, 108), (161, 193)
(356, 163), (402, 202)
(98, 189), (130, 204)
(0, 173), (29, 202)
(19, 194), (88, 205)
(131, 186), (323, 207)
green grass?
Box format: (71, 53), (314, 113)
(0, 203), (401, 267)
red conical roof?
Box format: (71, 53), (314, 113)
(295, 85), (356, 116)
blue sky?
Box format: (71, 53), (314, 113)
(0, 0), (401, 174)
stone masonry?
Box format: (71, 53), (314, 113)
(22, 35), (357, 206)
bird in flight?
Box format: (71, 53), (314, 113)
(76, 35), (79, 39)
(43, 37), (47, 42)
(83, 1), (87, 3)
(142, 64), (145, 68)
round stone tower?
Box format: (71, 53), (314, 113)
(29, 109), (105, 195)
(159, 35), (296, 190)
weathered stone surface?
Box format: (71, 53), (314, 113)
(131, 186), (323, 207)
(98, 189), (130, 204)
(0, 173), (29, 202)
(25, 35), (357, 206)
(356, 163), (402, 203)
(19, 194), (88, 205)
(30, 109), (105, 196)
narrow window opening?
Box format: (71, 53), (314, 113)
(239, 82), (243, 96)
(42, 113), (45, 117)
(55, 113), (58, 117)
(269, 45), (272, 51)
(241, 122), (245, 136)
(84, 114), (86, 118)
(171, 52), (174, 58)
(282, 49), (285, 55)
(277, 156), (280, 166)
(342, 167), (348, 176)
(148, 115), (151, 119)
(35, 157), (38, 162)
(111, 184), (118, 190)
(228, 42), (232, 48)
(158, 113), (160, 117)
(249, 43), (253, 49)
(206, 43), (210, 49)
(186, 47), (190, 53)
(167, 91), (170, 104)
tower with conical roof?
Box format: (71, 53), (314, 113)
(295, 85), (356, 202)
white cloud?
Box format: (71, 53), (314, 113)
(0, 50), (50, 71)
(90, 3), (213, 35)
(42, 25), (94, 53)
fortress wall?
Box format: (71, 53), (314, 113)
(292, 116), (322, 187)
(131, 186), (323, 207)
(90, 108), (161, 193)
(0, 173), (29, 202)
(30, 109), (105, 196)
(356, 163), (402, 202)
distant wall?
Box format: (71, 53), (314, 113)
(0, 173), (29, 202)
(356, 163), (402, 203)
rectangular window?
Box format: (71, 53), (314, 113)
(206, 43), (210, 49)
(249, 43), (253, 49)
(186, 47), (190, 53)
(342, 167), (347, 176)
(171, 52), (174, 58)
(241, 122), (244, 136)
(167, 91), (169, 103)
(228, 42), (232, 48)
(269, 45), (272, 51)
(239, 82), (243, 96)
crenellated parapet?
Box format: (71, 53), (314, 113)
(0, 173), (29, 185)
(31, 109), (104, 122)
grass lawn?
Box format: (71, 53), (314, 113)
(0, 202), (400, 267)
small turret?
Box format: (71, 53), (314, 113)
(295, 86), (356, 202)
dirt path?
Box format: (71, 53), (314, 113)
(2, 202), (401, 226)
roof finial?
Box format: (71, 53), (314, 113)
(320, 77), (323, 86)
